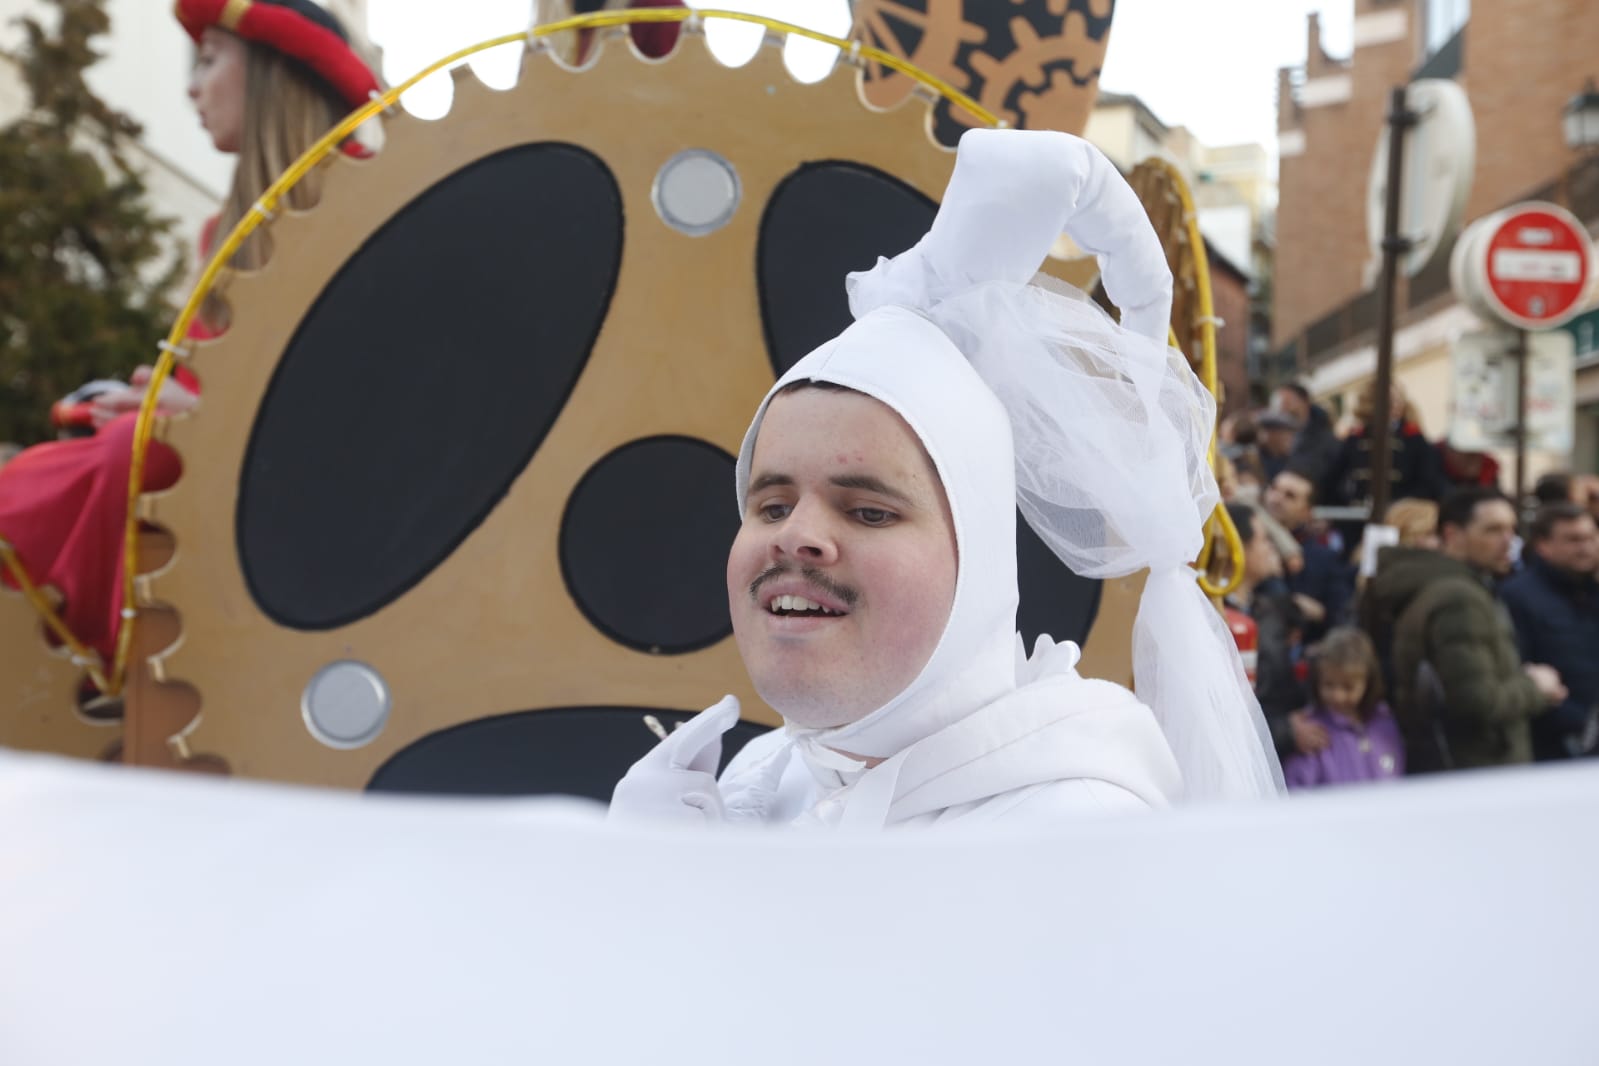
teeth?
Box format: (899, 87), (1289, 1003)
(768, 594), (842, 616)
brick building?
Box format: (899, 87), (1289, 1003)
(1271, 0), (1599, 475)
(1208, 247), (1255, 414)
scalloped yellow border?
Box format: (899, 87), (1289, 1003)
(1134, 158), (1245, 600)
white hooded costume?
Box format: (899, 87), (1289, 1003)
(610, 129), (1283, 830)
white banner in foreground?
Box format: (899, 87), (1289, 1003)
(1, 749), (1596, 1065)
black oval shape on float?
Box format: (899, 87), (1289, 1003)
(1016, 510), (1102, 650)
(757, 161), (937, 377)
(367, 707), (772, 800)
(561, 436), (739, 654)
(237, 143), (622, 630)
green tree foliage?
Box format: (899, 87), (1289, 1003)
(0, 0), (185, 445)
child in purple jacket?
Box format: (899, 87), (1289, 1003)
(1284, 627), (1406, 789)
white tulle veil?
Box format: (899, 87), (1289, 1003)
(845, 129), (1283, 802)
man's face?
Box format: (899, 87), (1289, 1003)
(1272, 388), (1308, 422)
(728, 388), (958, 730)
(1537, 515), (1599, 576)
(1265, 471), (1314, 530)
(1260, 426), (1295, 458)
(1451, 499), (1519, 576)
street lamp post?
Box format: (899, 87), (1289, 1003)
(1370, 85), (1417, 525)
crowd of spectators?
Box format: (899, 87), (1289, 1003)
(1216, 381), (1599, 791)
(8, 371), (1596, 795)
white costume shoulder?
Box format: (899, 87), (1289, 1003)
(719, 669), (1177, 828)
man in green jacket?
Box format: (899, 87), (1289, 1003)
(1362, 487), (1567, 772)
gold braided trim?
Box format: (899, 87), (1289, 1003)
(218, 0), (252, 31)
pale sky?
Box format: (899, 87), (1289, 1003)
(1100, 1), (1352, 148)
(366, 0), (1354, 148)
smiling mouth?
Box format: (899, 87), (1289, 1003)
(766, 594), (846, 617)
(750, 566), (858, 619)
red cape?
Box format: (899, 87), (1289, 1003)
(0, 313), (207, 666)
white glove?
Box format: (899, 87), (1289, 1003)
(608, 696), (739, 826)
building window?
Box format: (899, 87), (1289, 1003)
(1424, 0), (1469, 59)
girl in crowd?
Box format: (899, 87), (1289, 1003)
(0, 0), (380, 691)
(1283, 627), (1405, 790)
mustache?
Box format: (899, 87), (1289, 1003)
(749, 566), (860, 609)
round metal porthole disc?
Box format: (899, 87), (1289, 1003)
(652, 149), (741, 236)
(302, 660), (392, 750)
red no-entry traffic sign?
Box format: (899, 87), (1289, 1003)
(1481, 203), (1592, 330)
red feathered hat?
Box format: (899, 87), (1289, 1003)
(174, 0), (380, 112)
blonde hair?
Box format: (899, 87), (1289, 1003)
(1383, 497), (1440, 547)
(1353, 378), (1417, 428)
(201, 41), (349, 328)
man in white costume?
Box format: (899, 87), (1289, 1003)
(611, 129), (1282, 829)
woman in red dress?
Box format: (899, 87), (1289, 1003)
(0, 0), (380, 685)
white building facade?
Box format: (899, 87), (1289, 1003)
(0, 0), (370, 257)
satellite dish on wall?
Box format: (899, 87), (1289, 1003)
(1365, 78), (1476, 279)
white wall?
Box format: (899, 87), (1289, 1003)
(1131, 119), (1166, 169)
(1084, 104), (1172, 174)
(0, 0), (225, 266)
(1, 0), (230, 196)
(1198, 203), (1254, 278)
(2, 0), (372, 262)
(1084, 105), (1137, 170)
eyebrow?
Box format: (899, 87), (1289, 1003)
(830, 473), (915, 505)
(748, 472), (916, 506)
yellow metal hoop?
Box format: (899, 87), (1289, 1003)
(0, 541), (109, 692)
(1138, 158), (1245, 600)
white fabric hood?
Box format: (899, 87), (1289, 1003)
(734, 305), (1021, 764)
(732, 308), (1184, 823)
